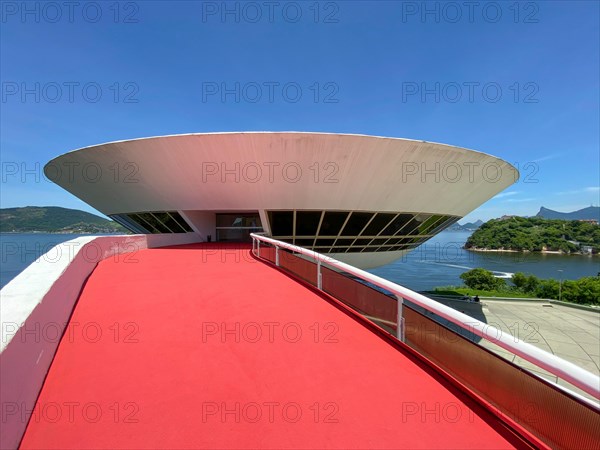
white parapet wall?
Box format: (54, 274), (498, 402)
(0, 233), (201, 450)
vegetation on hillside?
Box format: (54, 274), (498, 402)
(465, 217), (599, 254)
(511, 272), (599, 305)
(432, 287), (537, 299)
(0, 207), (128, 234)
(459, 268), (507, 290)
(436, 268), (599, 305)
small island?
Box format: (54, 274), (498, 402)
(0, 206), (128, 234)
(465, 216), (599, 255)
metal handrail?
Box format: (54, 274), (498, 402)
(251, 233), (600, 401)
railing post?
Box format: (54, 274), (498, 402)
(396, 296), (405, 342)
(275, 246), (280, 266)
(252, 237), (255, 255)
(317, 260), (322, 290)
(247, 234), (600, 400)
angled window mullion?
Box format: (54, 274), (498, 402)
(354, 213), (377, 248)
(133, 213), (161, 234)
(312, 210), (325, 250)
(172, 212), (193, 232)
(377, 213), (400, 236)
(372, 213), (400, 251)
(165, 212), (186, 233)
(404, 213), (429, 236)
(429, 216), (459, 235)
(113, 214), (148, 234)
(394, 215), (419, 236)
(332, 212), (352, 249)
(421, 215), (446, 234)
(416, 214), (443, 235)
(380, 214), (417, 247)
(150, 213), (173, 233)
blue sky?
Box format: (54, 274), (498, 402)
(1, 0), (598, 223)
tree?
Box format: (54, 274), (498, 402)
(524, 275), (540, 293)
(512, 272), (541, 294)
(571, 277), (600, 305)
(512, 272), (527, 290)
(460, 268), (506, 291)
(459, 269), (598, 304)
(535, 279), (559, 299)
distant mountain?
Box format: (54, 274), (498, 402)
(448, 219), (484, 231)
(0, 206), (128, 233)
(536, 206), (599, 221)
(461, 219), (484, 230)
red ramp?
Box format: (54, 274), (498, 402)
(21, 244), (532, 449)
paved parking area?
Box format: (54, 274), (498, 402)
(477, 300), (599, 401)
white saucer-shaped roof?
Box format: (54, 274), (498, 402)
(45, 132), (517, 217)
(45, 132), (517, 268)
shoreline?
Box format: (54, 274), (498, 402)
(465, 247), (596, 256)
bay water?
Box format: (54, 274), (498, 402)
(1, 232), (598, 291)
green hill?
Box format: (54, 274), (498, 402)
(465, 216), (600, 254)
(0, 206), (128, 234)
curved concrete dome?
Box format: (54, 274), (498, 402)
(45, 132), (518, 268)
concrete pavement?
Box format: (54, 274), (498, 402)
(477, 299), (599, 402)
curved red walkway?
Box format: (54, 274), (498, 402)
(22, 244), (527, 449)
